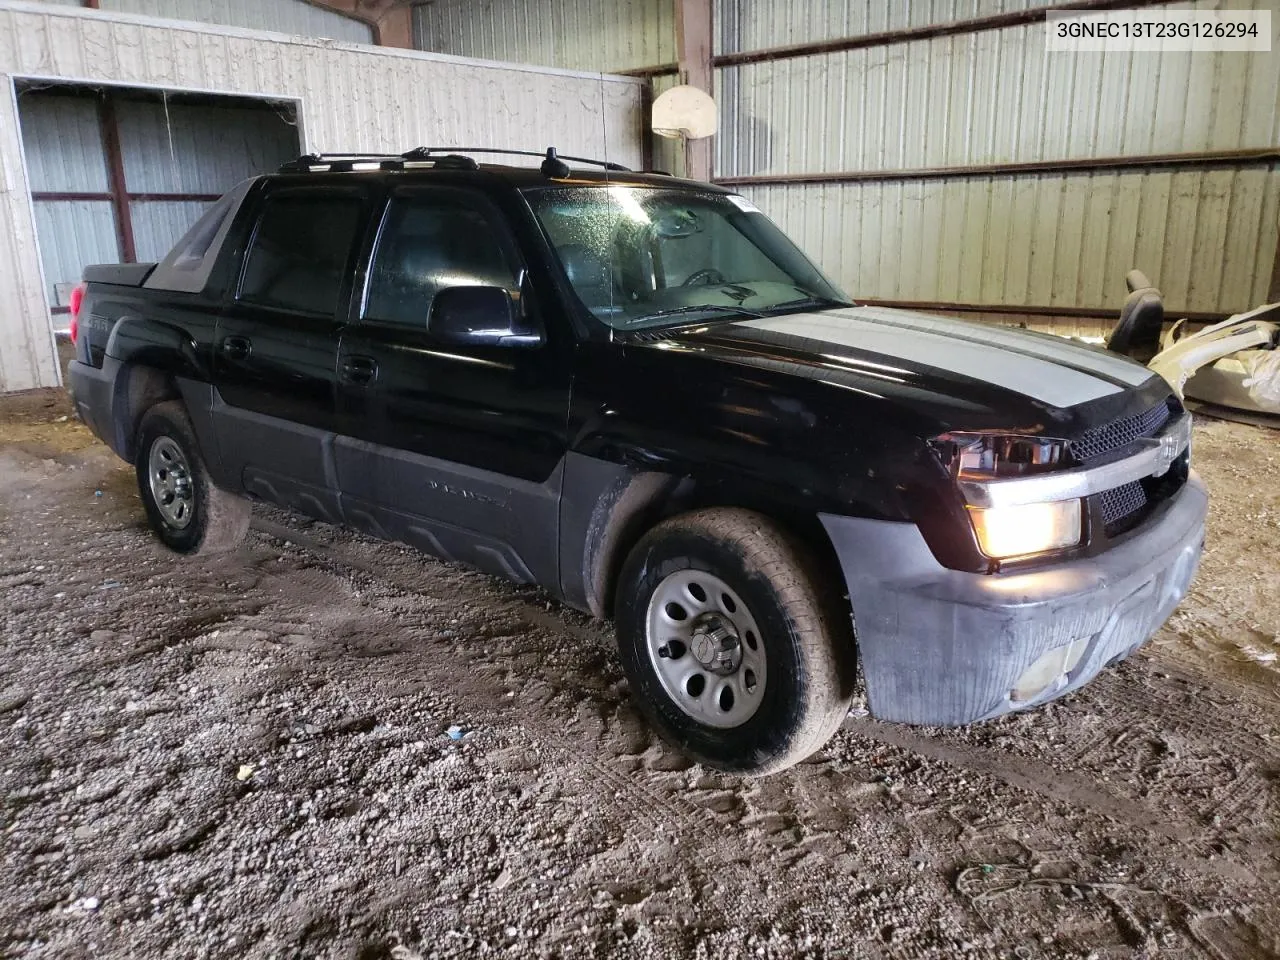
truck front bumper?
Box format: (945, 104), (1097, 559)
(820, 473), (1207, 726)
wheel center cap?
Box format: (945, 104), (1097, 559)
(690, 616), (742, 676)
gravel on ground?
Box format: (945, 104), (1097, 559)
(1, 387), (1277, 959)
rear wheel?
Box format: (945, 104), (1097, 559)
(135, 401), (250, 555)
(615, 508), (856, 775)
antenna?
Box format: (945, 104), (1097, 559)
(540, 147), (570, 178)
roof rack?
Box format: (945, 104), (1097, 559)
(278, 153), (404, 173)
(278, 146), (631, 177)
(400, 146), (630, 173)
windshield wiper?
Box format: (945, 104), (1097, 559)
(623, 303), (767, 327)
(767, 295), (851, 314)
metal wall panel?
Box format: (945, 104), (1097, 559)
(118, 98), (298, 192)
(738, 165), (1280, 316)
(413, 0), (676, 72)
(16, 90), (107, 191)
(0, 1), (643, 391)
(716, 7), (1280, 177)
(715, 0), (1062, 53)
(713, 0), (1280, 323)
(100, 0), (373, 44)
(130, 199), (213, 262)
(32, 200), (119, 303)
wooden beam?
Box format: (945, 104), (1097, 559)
(32, 191), (224, 202)
(674, 0), (713, 182)
(714, 148), (1280, 188)
(301, 0), (414, 48)
(1270, 231), (1280, 303)
(97, 93), (136, 264)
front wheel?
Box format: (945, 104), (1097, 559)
(615, 508), (856, 775)
(135, 401), (250, 555)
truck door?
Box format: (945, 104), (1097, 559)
(334, 185), (572, 587)
(212, 182), (374, 522)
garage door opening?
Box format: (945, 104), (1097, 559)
(15, 82), (301, 332)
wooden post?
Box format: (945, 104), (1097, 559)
(675, 0), (714, 181)
(1270, 232), (1280, 303)
(98, 93), (136, 264)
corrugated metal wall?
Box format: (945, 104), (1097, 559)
(117, 98), (297, 192)
(413, 0), (675, 72)
(18, 87), (300, 310)
(0, 0), (643, 391)
(97, 0), (374, 44)
(715, 0), (1280, 318)
(717, 0), (1069, 53)
(738, 169), (1280, 315)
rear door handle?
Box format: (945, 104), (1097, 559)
(341, 355), (378, 385)
(221, 336), (252, 361)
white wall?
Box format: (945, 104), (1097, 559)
(0, 0), (643, 391)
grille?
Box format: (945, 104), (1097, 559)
(1073, 400), (1172, 462)
(1099, 480), (1149, 529)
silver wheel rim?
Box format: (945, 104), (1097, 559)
(148, 436), (194, 530)
(644, 569), (767, 729)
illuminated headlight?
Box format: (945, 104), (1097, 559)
(968, 499), (1082, 560)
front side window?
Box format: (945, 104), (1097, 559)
(239, 191), (362, 316)
(364, 192), (520, 327)
(525, 186), (849, 330)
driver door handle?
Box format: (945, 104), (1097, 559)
(341, 355), (378, 385)
(221, 336), (252, 361)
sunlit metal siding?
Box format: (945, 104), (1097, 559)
(117, 98), (297, 192)
(17, 90), (108, 191)
(129, 199), (212, 262)
(0, 1), (644, 391)
(31, 200), (120, 304)
(716, 15), (1280, 177)
(99, 0), (373, 44)
(738, 165), (1280, 316)
(715, 0), (1280, 321)
(413, 0), (676, 72)
(715, 0), (1063, 53)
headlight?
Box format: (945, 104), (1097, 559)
(968, 499), (1082, 559)
(931, 432), (1071, 479)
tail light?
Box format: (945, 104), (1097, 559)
(68, 282), (85, 344)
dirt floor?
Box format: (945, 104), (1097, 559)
(1, 385), (1278, 960)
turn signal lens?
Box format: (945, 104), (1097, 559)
(968, 499), (1082, 559)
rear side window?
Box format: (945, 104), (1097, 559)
(364, 192), (519, 327)
(239, 192), (362, 316)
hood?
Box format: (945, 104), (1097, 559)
(650, 304), (1164, 433)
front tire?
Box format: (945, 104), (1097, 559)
(134, 401), (250, 555)
(615, 508), (856, 775)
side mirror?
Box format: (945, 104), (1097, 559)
(427, 286), (543, 348)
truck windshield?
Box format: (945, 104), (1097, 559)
(525, 185), (851, 330)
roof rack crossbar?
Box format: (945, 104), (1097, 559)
(278, 153), (406, 173)
(401, 146), (630, 172)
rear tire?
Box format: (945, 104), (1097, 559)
(135, 401), (250, 555)
(615, 508), (856, 775)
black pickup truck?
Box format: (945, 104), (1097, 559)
(68, 147), (1206, 774)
